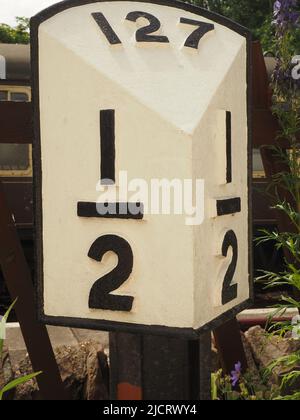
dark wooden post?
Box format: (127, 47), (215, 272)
(0, 101), (69, 399)
(0, 182), (69, 400)
(214, 318), (247, 374)
(110, 331), (211, 400)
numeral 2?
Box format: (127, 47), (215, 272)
(88, 235), (134, 311)
(125, 11), (169, 43)
(221, 230), (238, 305)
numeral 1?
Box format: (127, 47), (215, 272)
(100, 109), (115, 184)
(92, 12), (122, 45)
(226, 111), (232, 183)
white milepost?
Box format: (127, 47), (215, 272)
(32, 0), (252, 337)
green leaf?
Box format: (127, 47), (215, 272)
(211, 372), (219, 400)
(0, 298), (17, 358)
(0, 371), (42, 401)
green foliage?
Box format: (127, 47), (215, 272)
(253, 0), (300, 401)
(0, 300), (42, 400)
(256, 14), (277, 54)
(255, 228), (300, 399)
(0, 17), (30, 44)
(262, 352), (300, 399)
(189, 0), (300, 53)
(211, 369), (279, 400)
(190, 0), (273, 43)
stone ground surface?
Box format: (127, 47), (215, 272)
(5, 324), (109, 367)
(4, 323), (300, 399)
(2, 325), (110, 400)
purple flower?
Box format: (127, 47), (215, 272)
(230, 361), (242, 387)
(273, 59), (300, 91)
(273, 0), (299, 33)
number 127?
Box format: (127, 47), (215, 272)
(92, 11), (215, 49)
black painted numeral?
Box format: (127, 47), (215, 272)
(92, 12), (122, 45)
(88, 235), (134, 312)
(100, 109), (115, 184)
(125, 11), (169, 43)
(180, 17), (214, 49)
(226, 111), (232, 183)
(221, 230), (238, 305)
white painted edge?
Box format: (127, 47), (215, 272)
(5, 322), (20, 329)
(237, 308), (299, 322)
(0, 55), (6, 79)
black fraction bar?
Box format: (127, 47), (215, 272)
(216, 197), (241, 216)
(77, 202), (144, 220)
(226, 111), (232, 184)
(100, 109), (116, 184)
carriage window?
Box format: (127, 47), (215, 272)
(0, 144), (30, 171)
(0, 91), (8, 101)
(253, 148), (265, 178)
(10, 92), (29, 102)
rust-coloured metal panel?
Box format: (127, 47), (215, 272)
(253, 109), (285, 148)
(252, 41), (271, 110)
(117, 383), (142, 401)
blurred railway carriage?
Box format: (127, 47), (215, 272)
(0, 44), (33, 309)
(0, 43), (285, 310)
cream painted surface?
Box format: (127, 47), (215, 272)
(38, 1), (250, 330)
(193, 43), (249, 329)
(39, 2), (245, 134)
(40, 36), (194, 328)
